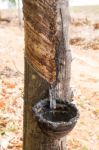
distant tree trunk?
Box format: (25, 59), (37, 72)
(15, 0), (22, 25)
(17, 0), (21, 25)
(23, 0), (72, 150)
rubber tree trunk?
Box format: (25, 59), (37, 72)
(23, 0), (72, 150)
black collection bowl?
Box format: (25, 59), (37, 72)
(32, 98), (79, 139)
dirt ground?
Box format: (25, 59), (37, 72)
(0, 7), (99, 150)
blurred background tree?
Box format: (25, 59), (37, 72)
(0, 0), (22, 25)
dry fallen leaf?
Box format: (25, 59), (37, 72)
(0, 101), (5, 109)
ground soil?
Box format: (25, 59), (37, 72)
(0, 7), (99, 150)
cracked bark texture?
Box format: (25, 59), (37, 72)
(23, 0), (71, 149)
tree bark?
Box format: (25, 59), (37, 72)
(23, 60), (67, 150)
(23, 0), (71, 149)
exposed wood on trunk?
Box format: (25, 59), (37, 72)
(23, 0), (57, 83)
